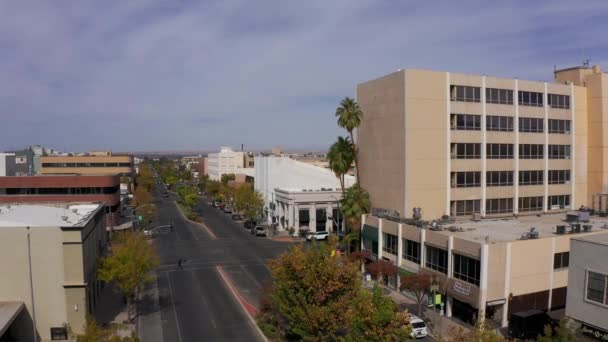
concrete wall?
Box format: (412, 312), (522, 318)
(566, 238), (608, 331)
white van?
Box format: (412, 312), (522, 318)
(408, 315), (428, 338)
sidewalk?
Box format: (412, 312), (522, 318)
(379, 284), (470, 339)
(95, 282), (135, 337)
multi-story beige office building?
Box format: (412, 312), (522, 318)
(357, 64), (608, 328)
(357, 64), (608, 220)
(0, 203), (106, 341)
(40, 154), (134, 179)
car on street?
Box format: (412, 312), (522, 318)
(231, 214), (242, 221)
(244, 220), (256, 229)
(219, 203), (225, 210)
(254, 226), (266, 236)
(223, 207), (233, 214)
(408, 315), (428, 339)
(306, 231), (329, 241)
(163, 192), (169, 198)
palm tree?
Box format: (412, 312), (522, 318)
(340, 184), (371, 252)
(335, 97), (363, 184)
(327, 136), (354, 193)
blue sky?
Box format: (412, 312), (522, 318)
(1, 0), (607, 152)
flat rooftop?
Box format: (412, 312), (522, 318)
(573, 231), (608, 246)
(435, 213), (608, 243)
(0, 203), (102, 227)
(0, 302), (24, 336)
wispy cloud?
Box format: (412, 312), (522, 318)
(0, 0), (607, 151)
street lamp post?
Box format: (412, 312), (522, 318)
(127, 203), (154, 232)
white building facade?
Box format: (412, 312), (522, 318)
(207, 147), (244, 181)
(254, 156), (355, 233)
(0, 153), (16, 177)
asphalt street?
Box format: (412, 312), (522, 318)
(138, 185), (293, 342)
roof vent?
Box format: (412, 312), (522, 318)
(528, 227), (539, 239)
(72, 208), (78, 213)
(556, 225), (566, 235)
(61, 215), (69, 221)
(583, 224), (592, 232)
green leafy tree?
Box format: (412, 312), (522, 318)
(205, 180), (221, 199)
(341, 184), (371, 251)
(221, 173), (236, 184)
(400, 273), (432, 316)
(347, 286), (411, 341)
(264, 237), (361, 340)
(536, 318), (576, 342)
(184, 193), (199, 208)
(73, 316), (139, 342)
(335, 97), (363, 184)
(234, 183), (264, 222)
(327, 136), (354, 193)
(98, 232), (159, 321)
(437, 321), (506, 342)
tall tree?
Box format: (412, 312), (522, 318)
(335, 97), (363, 184)
(234, 183), (264, 222)
(327, 136), (354, 193)
(97, 232), (159, 321)
(400, 273), (432, 316)
(341, 184), (371, 251)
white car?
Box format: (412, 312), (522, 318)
(306, 231), (329, 241)
(408, 315), (428, 339)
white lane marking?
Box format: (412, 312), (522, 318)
(166, 272), (184, 342)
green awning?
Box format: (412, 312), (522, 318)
(399, 268), (415, 277)
(362, 224), (379, 242)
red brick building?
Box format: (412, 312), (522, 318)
(0, 175), (121, 225)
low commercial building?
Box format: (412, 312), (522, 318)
(565, 233), (608, 339)
(207, 147), (244, 181)
(275, 188), (345, 235)
(40, 154), (134, 179)
(0, 203), (107, 341)
(254, 155), (355, 230)
(361, 211), (608, 328)
(0, 175), (121, 227)
(0, 153), (16, 177)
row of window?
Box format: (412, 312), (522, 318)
(452, 143), (571, 159)
(1, 186), (120, 195)
(452, 170), (571, 187)
(451, 114), (571, 134)
(450, 85), (571, 109)
(451, 195), (571, 215)
(42, 162), (132, 168)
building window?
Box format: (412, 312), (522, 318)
(548, 195), (570, 209)
(548, 170), (571, 184)
(451, 114), (481, 130)
(549, 145), (571, 159)
(451, 143), (481, 159)
(299, 209), (310, 228)
(548, 94), (571, 109)
(548, 119), (571, 134)
(453, 253), (481, 286)
(402, 239), (420, 264)
(486, 144), (514, 159)
(518, 91), (544, 107)
(316, 208), (327, 231)
(486, 115), (514, 132)
(486, 198), (513, 214)
(382, 232), (398, 255)
(586, 271), (608, 305)
(425, 245), (447, 274)
(519, 196), (544, 212)
(519, 144), (544, 159)
(519, 170), (544, 185)
(450, 85), (481, 102)
(486, 171), (513, 186)
(452, 172), (481, 188)
(452, 200), (481, 216)
(50, 327), (68, 340)
(486, 88), (514, 105)
(553, 252), (569, 270)
(519, 117), (544, 133)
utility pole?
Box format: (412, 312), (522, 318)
(27, 227), (38, 342)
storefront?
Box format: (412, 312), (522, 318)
(446, 278), (480, 325)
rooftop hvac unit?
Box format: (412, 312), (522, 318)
(528, 227), (539, 239)
(556, 225), (566, 235)
(61, 216), (69, 221)
(572, 223), (581, 234)
(583, 225), (593, 232)
(429, 220), (441, 231)
(413, 207), (422, 220)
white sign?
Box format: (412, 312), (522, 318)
(453, 281), (471, 296)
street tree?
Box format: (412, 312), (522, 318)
(73, 316), (139, 342)
(347, 286), (412, 341)
(221, 173), (235, 184)
(97, 232), (159, 321)
(184, 193), (199, 208)
(205, 180), (221, 199)
(327, 136), (354, 193)
(265, 238), (361, 340)
(341, 184), (371, 251)
(536, 318), (576, 342)
(234, 183), (264, 222)
(437, 321), (506, 342)
(400, 273), (432, 316)
(366, 259), (399, 282)
(335, 97), (363, 184)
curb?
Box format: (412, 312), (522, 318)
(173, 201), (217, 240)
(216, 266), (268, 342)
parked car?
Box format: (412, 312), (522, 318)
(306, 231), (329, 241)
(408, 315), (428, 339)
(163, 192), (169, 198)
(231, 214), (242, 221)
(219, 203), (225, 210)
(244, 220), (256, 229)
(223, 207), (233, 214)
(254, 226), (266, 236)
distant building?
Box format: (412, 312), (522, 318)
(40, 153), (135, 181)
(272, 146), (282, 156)
(207, 147), (244, 181)
(0, 203), (107, 340)
(244, 152), (255, 168)
(196, 157), (208, 177)
(0, 174), (121, 227)
(254, 155), (355, 231)
(0, 153), (16, 177)
(566, 233), (608, 338)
